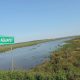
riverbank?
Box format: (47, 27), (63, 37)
(0, 39), (54, 53)
(0, 35), (78, 53)
(0, 37), (80, 80)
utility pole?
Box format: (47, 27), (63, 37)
(11, 46), (14, 71)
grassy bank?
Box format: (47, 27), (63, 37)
(0, 37), (80, 80)
(0, 39), (54, 53)
(0, 35), (79, 53)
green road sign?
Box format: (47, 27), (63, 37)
(0, 36), (14, 45)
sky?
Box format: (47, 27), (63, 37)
(0, 0), (80, 42)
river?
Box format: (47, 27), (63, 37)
(0, 38), (71, 70)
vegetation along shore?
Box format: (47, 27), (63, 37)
(0, 35), (79, 53)
(0, 37), (80, 80)
(0, 39), (54, 53)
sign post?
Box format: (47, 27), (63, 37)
(0, 36), (15, 71)
(0, 36), (14, 45)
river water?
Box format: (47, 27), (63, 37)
(0, 38), (71, 70)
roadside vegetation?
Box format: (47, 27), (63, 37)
(0, 37), (80, 80)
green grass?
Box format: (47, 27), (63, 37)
(0, 39), (54, 53)
(0, 35), (79, 53)
(0, 36), (80, 80)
